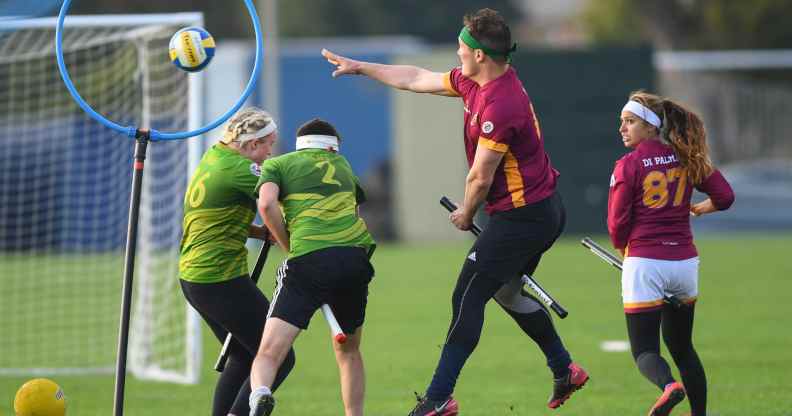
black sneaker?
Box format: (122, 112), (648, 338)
(408, 392), (459, 416)
(250, 393), (275, 416)
(548, 362), (589, 409)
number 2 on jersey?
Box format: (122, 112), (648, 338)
(315, 160), (341, 186)
(642, 167), (687, 209)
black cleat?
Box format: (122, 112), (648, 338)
(250, 393), (275, 416)
(408, 392), (459, 416)
(548, 362), (590, 409)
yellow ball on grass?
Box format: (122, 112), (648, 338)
(13, 378), (66, 416)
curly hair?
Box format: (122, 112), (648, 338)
(629, 90), (713, 185)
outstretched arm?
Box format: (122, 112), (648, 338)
(322, 48), (453, 96)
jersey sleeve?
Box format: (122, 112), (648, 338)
(476, 100), (515, 153)
(255, 157), (282, 197)
(695, 169), (735, 210)
(230, 159), (264, 199)
(607, 158), (635, 250)
(443, 67), (475, 98)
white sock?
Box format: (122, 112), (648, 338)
(249, 386), (272, 410)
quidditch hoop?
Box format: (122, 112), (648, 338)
(55, 0), (265, 141)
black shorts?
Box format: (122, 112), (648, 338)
(466, 191), (566, 283)
(268, 246), (374, 334)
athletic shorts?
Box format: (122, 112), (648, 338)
(268, 246), (374, 334)
(622, 256), (699, 313)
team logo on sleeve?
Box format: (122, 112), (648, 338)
(609, 174), (616, 187)
(250, 163), (261, 177)
(482, 121), (494, 134)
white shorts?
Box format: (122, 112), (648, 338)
(622, 256), (699, 313)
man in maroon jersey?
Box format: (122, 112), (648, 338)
(323, 8), (588, 415)
(609, 90), (734, 416)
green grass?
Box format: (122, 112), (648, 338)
(2, 235), (791, 415)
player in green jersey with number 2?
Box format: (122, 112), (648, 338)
(248, 118), (376, 416)
(179, 108), (295, 416)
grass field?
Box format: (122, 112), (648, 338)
(2, 235), (791, 415)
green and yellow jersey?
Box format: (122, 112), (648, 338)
(179, 144), (261, 283)
(256, 149), (375, 259)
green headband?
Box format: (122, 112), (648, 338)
(459, 26), (517, 62)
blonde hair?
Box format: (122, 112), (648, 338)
(629, 90), (713, 185)
(221, 107), (274, 145)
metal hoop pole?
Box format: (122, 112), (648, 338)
(112, 130), (149, 416)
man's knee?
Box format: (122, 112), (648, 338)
(257, 341), (288, 364)
(494, 282), (545, 315)
(257, 317), (300, 356)
(333, 327), (362, 356)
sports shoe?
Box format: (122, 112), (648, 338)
(408, 392), (459, 416)
(548, 362), (590, 409)
(648, 381), (685, 416)
(250, 393), (275, 416)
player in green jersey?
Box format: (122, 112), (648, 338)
(248, 119), (375, 416)
(179, 108), (295, 416)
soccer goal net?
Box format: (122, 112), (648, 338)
(0, 14), (205, 384)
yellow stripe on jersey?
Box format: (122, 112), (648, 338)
(201, 37), (216, 48)
(291, 206), (356, 226)
(283, 193), (325, 201)
(478, 137), (508, 153)
(503, 151), (526, 207)
(180, 207), (251, 251)
(308, 191), (354, 211)
(443, 71), (460, 97)
(302, 218), (367, 242)
(182, 206), (251, 232)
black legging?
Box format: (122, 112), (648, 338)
(181, 276), (295, 416)
(426, 193), (571, 399)
(627, 303), (706, 415)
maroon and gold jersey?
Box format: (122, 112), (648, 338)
(443, 67), (559, 214)
(608, 139), (735, 260)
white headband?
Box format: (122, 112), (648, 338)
(623, 101), (662, 128)
(222, 120), (278, 144)
(295, 134), (339, 152)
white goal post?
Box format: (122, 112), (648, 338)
(0, 13), (205, 384)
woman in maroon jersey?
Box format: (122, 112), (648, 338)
(608, 90), (734, 416)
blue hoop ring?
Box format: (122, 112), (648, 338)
(55, 0), (264, 141)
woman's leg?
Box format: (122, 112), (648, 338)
(626, 311), (676, 390)
(180, 277), (295, 416)
(662, 303), (706, 415)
